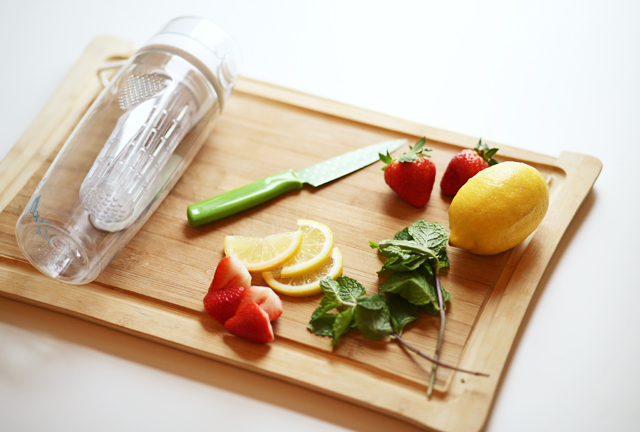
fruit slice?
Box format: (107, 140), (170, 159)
(224, 230), (303, 272)
(263, 248), (343, 297)
(239, 285), (283, 321)
(224, 301), (274, 344)
(279, 219), (334, 278)
(209, 254), (252, 291)
(204, 286), (245, 325)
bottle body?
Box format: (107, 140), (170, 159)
(15, 17), (239, 284)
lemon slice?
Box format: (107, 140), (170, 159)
(224, 230), (303, 272)
(263, 248), (343, 297)
(280, 219), (334, 278)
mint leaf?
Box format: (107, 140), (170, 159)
(378, 253), (427, 273)
(308, 310), (337, 336)
(311, 301), (338, 319)
(407, 220), (450, 269)
(332, 308), (356, 346)
(354, 293), (391, 341)
(319, 276), (365, 306)
(379, 268), (437, 306)
(387, 294), (419, 334)
(393, 227), (412, 241)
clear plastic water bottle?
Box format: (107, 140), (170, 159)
(15, 17), (241, 284)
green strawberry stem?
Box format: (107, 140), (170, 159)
(474, 138), (500, 166)
(379, 137), (431, 170)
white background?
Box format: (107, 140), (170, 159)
(1, 1), (639, 431)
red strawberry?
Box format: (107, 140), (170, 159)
(204, 286), (245, 324)
(224, 301), (275, 344)
(240, 286), (283, 321)
(379, 137), (436, 207)
(208, 254), (252, 291)
(440, 139), (499, 196)
(203, 256), (283, 344)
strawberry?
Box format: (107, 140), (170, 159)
(204, 286), (245, 324)
(224, 301), (275, 344)
(379, 137), (436, 207)
(240, 285), (283, 321)
(203, 256), (283, 343)
(440, 139), (499, 196)
(208, 254), (252, 291)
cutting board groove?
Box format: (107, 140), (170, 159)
(0, 36), (601, 432)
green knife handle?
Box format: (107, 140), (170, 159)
(187, 169), (304, 226)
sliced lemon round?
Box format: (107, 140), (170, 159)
(263, 248), (343, 297)
(279, 219), (334, 278)
(224, 230), (303, 272)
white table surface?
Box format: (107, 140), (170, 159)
(1, 1), (639, 431)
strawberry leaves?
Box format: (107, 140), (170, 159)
(379, 137), (431, 168)
(474, 138), (500, 166)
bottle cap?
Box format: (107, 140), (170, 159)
(140, 16), (242, 106)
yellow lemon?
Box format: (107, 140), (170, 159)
(448, 161), (549, 255)
(279, 219), (334, 278)
(263, 248), (343, 297)
(224, 230), (303, 272)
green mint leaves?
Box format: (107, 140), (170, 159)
(308, 219), (451, 344)
(307, 277), (391, 346)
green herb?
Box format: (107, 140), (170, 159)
(308, 219), (488, 396)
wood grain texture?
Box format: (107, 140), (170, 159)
(0, 36), (602, 432)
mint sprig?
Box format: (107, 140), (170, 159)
(308, 219), (488, 396)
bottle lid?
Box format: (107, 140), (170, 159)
(140, 16), (242, 106)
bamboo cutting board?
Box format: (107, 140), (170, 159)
(0, 36), (601, 432)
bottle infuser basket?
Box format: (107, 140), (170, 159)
(15, 17), (241, 284)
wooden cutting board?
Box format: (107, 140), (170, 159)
(0, 36), (601, 432)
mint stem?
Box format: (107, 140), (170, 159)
(428, 260), (446, 398)
(390, 331), (488, 377)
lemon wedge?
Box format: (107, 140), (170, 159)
(224, 230), (303, 272)
(263, 248), (343, 297)
(280, 219), (334, 278)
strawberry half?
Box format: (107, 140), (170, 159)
(224, 301), (275, 344)
(203, 256), (284, 344)
(379, 137), (436, 207)
(208, 254), (252, 291)
(204, 286), (245, 324)
(440, 139), (499, 196)
(239, 285), (283, 321)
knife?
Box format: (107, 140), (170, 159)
(187, 138), (407, 226)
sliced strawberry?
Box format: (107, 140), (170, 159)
(203, 286), (245, 325)
(224, 301), (274, 344)
(209, 254), (252, 292)
(239, 286), (283, 321)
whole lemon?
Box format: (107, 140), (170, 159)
(448, 161), (549, 255)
